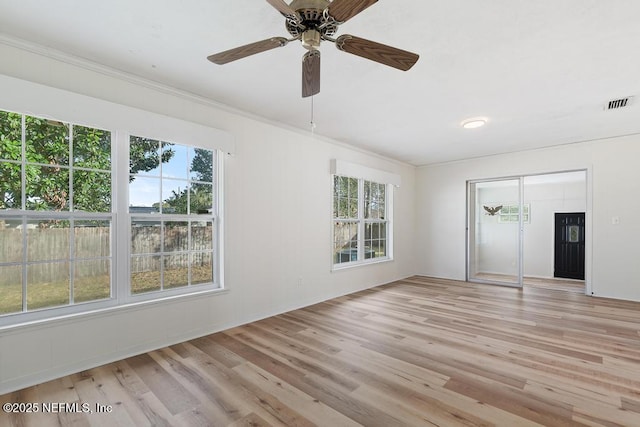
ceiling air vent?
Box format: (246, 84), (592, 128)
(605, 96), (633, 110)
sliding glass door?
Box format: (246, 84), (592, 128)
(468, 178), (523, 287)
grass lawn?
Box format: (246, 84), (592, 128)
(0, 265), (213, 315)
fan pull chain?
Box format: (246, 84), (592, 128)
(310, 95), (316, 133)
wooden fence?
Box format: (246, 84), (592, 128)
(0, 225), (213, 285)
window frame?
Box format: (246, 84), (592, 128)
(123, 137), (222, 303)
(332, 174), (394, 270)
(0, 110), (117, 323)
(0, 77), (232, 327)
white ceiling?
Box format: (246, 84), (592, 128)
(1, 0), (639, 166)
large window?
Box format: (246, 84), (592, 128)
(0, 110), (113, 316)
(333, 175), (390, 266)
(128, 136), (217, 294)
(0, 101), (226, 324)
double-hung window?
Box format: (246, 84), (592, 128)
(331, 160), (397, 268)
(0, 76), (233, 325)
(0, 110), (113, 316)
(128, 136), (217, 295)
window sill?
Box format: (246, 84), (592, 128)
(0, 287), (229, 334)
(332, 256), (393, 272)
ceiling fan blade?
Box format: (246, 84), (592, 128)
(328, 0), (378, 23)
(266, 0), (297, 18)
(302, 50), (321, 97)
(335, 35), (419, 71)
(207, 37), (289, 65)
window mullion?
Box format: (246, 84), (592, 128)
(116, 131), (131, 303)
(214, 151), (221, 286)
(21, 218), (27, 312)
(69, 219), (75, 304)
(20, 115), (27, 312)
(20, 114), (26, 210)
(69, 125), (74, 304)
(357, 179), (365, 261)
(160, 219), (165, 291)
(386, 183), (393, 260)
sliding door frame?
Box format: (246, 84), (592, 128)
(466, 176), (525, 288)
(466, 169), (591, 295)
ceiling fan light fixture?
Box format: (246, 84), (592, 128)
(461, 117), (488, 129)
(302, 29), (322, 50)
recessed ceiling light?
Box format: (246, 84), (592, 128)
(461, 117), (488, 129)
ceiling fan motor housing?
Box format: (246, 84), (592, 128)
(285, 0), (337, 39)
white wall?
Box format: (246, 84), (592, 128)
(0, 42), (416, 394)
(416, 137), (640, 302)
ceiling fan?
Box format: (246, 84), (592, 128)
(207, 0), (419, 97)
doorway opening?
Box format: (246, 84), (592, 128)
(467, 170), (587, 294)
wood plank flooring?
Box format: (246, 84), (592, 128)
(475, 274), (586, 294)
(2, 276), (640, 426)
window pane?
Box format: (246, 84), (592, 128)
(364, 181), (371, 215)
(191, 252), (213, 285)
(162, 143), (188, 179)
(189, 147), (213, 182)
(27, 220), (70, 262)
(25, 165), (70, 211)
(73, 170), (111, 212)
(74, 259), (110, 303)
(190, 183), (213, 214)
(348, 177), (358, 199)
(131, 221), (161, 255)
(27, 262), (70, 310)
(334, 221), (358, 264)
(73, 125), (111, 169)
(348, 199), (358, 218)
(129, 136), (160, 176)
(364, 222), (386, 259)
(0, 219), (22, 263)
(191, 221), (213, 250)
(0, 265), (22, 315)
(334, 176), (359, 219)
(129, 176), (160, 212)
(0, 110), (22, 161)
(164, 254), (189, 289)
(25, 116), (69, 166)
(0, 161), (22, 209)
(162, 179), (188, 214)
(378, 239), (387, 258)
(376, 184), (386, 219)
(365, 244), (375, 259)
(74, 221), (110, 259)
(337, 197), (347, 219)
(334, 176), (343, 197)
(131, 255), (161, 294)
(364, 181), (385, 219)
(164, 221), (188, 252)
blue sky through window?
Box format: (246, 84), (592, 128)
(129, 141), (212, 208)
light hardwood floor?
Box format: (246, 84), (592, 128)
(2, 276), (640, 426)
(474, 273), (586, 294)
